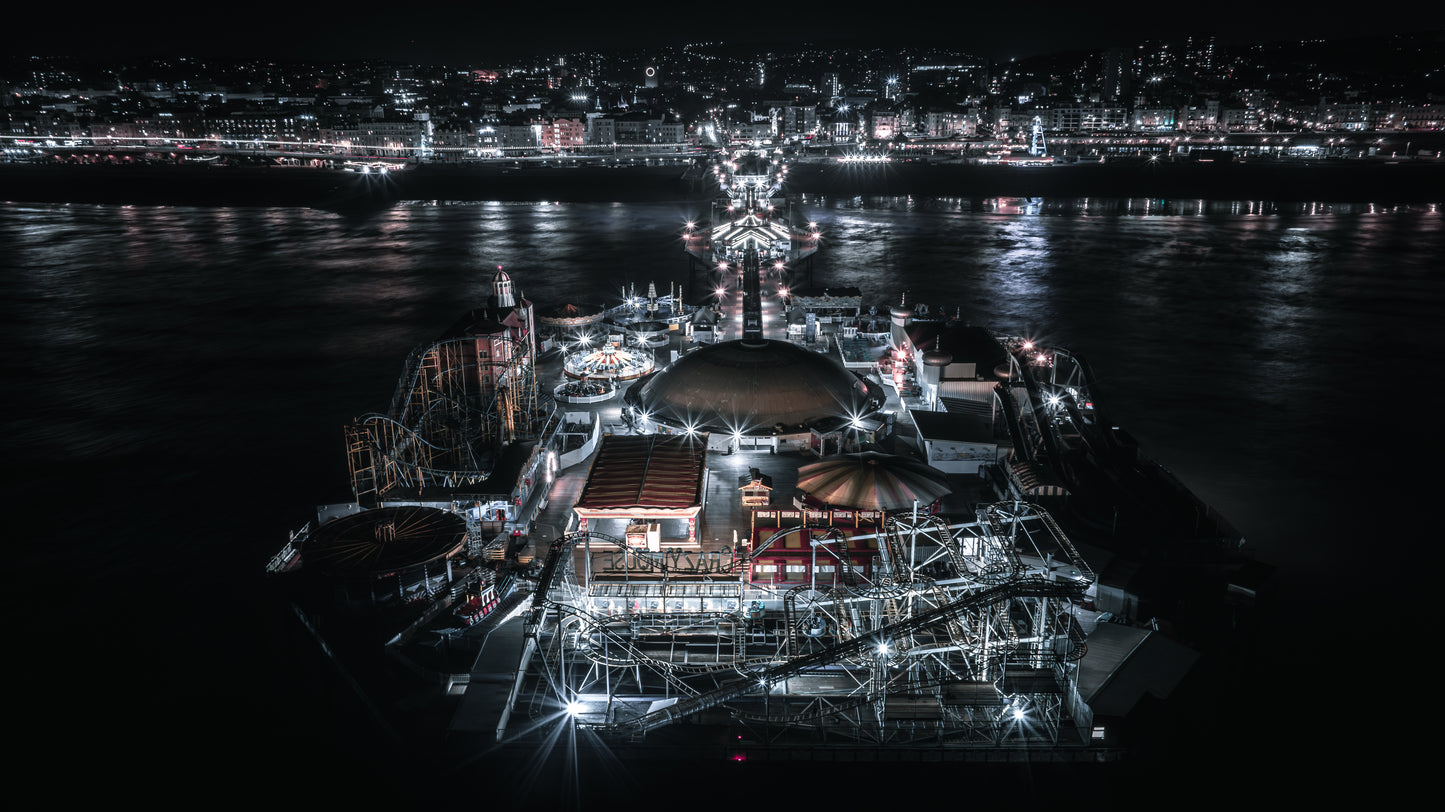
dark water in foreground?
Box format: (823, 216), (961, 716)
(2, 197), (1436, 800)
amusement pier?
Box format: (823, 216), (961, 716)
(268, 145), (1263, 767)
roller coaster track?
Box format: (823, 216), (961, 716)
(352, 411), (495, 488)
(348, 332), (548, 501)
(993, 381), (1036, 466)
(598, 576), (1085, 735)
(1028, 502), (1097, 585)
(1049, 348), (1120, 454)
(978, 505), (1026, 582)
(541, 601), (703, 699)
(386, 336), (522, 418)
(1011, 349), (1069, 476)
(527, 512), (1090, 734)
(529, 530), (632, 620)
(752, 526), (876, 593)
(574, 612), (770, 674)
(727, 664), (1063, 732)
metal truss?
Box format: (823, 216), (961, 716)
(346, 335), (545, 504)
(502, 502), (1097, 748)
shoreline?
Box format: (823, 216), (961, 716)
(2, 159), (1443, 208)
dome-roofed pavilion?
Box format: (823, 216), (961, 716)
(623, 338), (884, 436)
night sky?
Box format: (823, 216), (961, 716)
(29, 6), (1430, 63)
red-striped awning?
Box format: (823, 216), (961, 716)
(575, 434), (707, 516)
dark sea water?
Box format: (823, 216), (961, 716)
(3, 197), (1437, 799)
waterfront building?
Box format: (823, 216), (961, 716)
(1133, 107), (1177, 131)
(573, 433), (708, 546)
(775, 105), (816, 140)
(1176, 101), (1221, 132)
(537, 116), (585, 152)
(1315, 102), (1372, 131)
(869, 106), (902, 140)
(585, 114), (615, 146)
(1220, 107), (1263, 132)
(614, 113), (685, 145)
(923, 109), (976, 138)
(430, 123), (479, 161)
(324, 119), (428, 157)
(821, 71), (841, 104)
(1036, 105), (1128, 132)
(624, 337), (885, 453)
(201, 111), (320, 144)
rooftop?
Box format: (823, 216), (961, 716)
(575, 433), (707, 513)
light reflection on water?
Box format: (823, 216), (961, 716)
(0, 199), (1439, 592)
(804, 195), (1424, 217)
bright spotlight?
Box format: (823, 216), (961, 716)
(566, 701), (584, 717)
(1013, 707), (1026, 721)
(877, 642), (890, 654)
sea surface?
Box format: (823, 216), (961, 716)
(2, 196), (1436, 798)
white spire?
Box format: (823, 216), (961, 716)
(492, 266), (515, 308)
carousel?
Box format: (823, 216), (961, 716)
(562, 334), (656, 381)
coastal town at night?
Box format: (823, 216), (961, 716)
(4, 31), (1442, 167)
(5, 15), (1440, 809)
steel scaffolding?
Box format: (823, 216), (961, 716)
(502, 502), (1097, 748)
(346, 335), (542, 505)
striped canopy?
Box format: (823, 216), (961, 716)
(796, 452), (952, 512)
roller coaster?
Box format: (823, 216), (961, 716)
(995, 335), (1244, 545)
(346, 334), (545, 506)
(501, 501), (1098, 748)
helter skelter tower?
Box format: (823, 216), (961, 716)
(346, 268), (543, 506)
(1029, 115), (1047, 157)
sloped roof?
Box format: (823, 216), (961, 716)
(575, 434), (706, 513)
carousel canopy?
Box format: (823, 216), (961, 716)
(304, 506), (467, 577)
(537, 302), (606, 326)
(795, 452), (952, 512)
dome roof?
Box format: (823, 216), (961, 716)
(797, 452), (953, 511)
(624, 339), (884, 436)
